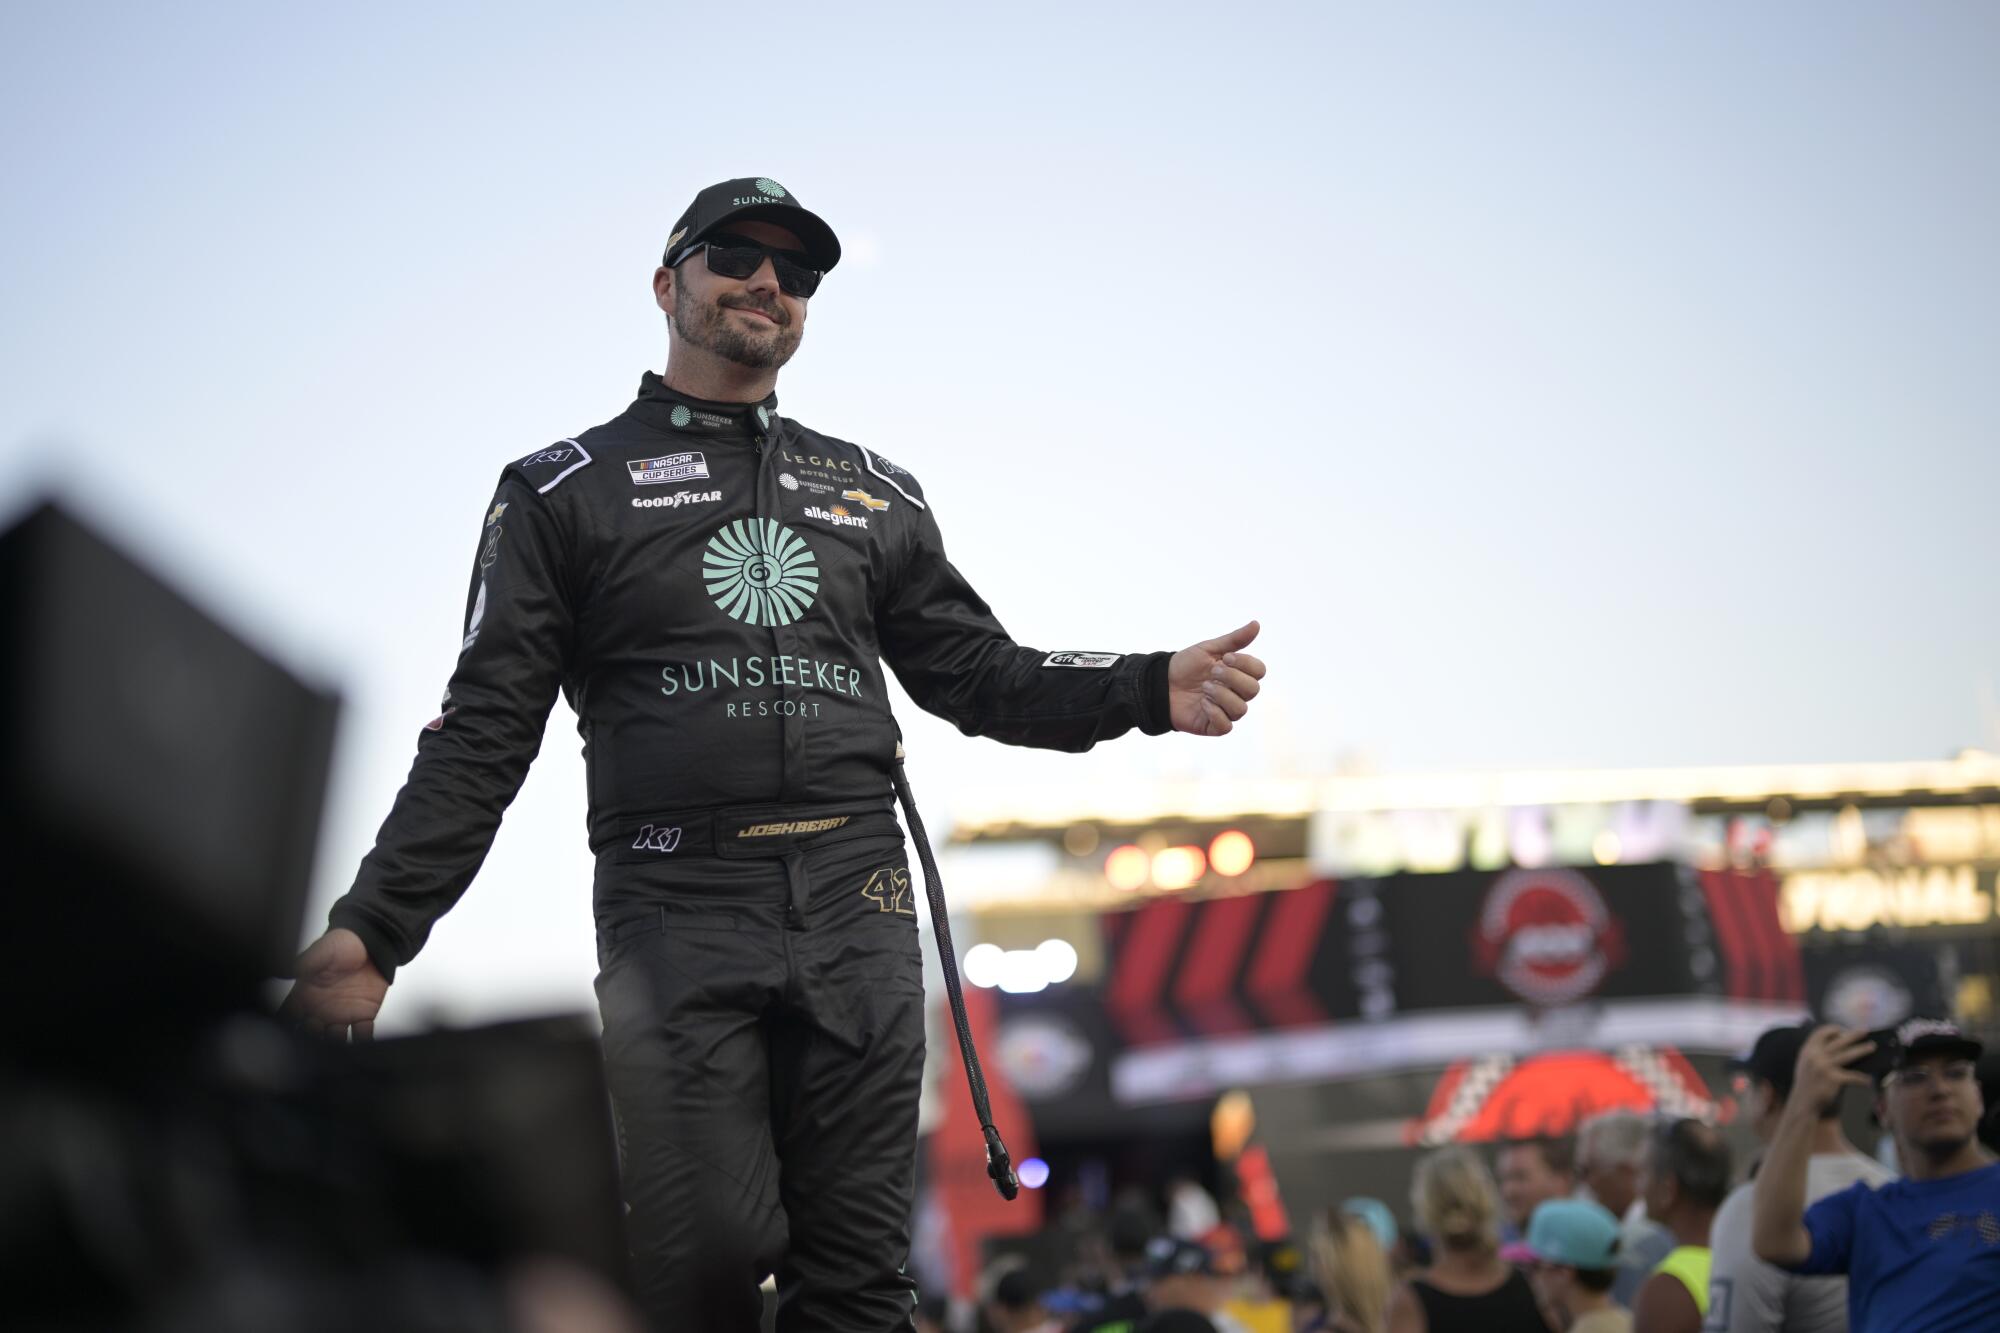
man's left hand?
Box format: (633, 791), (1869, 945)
(1168, 620), (1266, 736)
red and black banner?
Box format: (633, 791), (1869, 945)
(1093, 862), (1803, 1049)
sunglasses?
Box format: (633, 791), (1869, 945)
(675, 235), (822, 298)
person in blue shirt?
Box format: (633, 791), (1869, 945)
(1752, 1018), (1999, 1333)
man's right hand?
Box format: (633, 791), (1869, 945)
(279, 927), (388, 1041)
(1791, 1025), (1876, 1115)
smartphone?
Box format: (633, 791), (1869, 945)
(1844, 1026), (1900, 1082)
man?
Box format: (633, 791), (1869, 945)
(986, 1267), (1063, 1333)
(1754, 1020), (2000, 1333)
(1704, 1022), (1892, 1332)
(1630, 1119), (1729, 1333)
(1576, 1110), (1676, 1307)
(1138, 1237), (1243, 1333)
(280, 177), (1268, 1331)
(1069, 1206), (1156, 1333)
(1498, 1139), (1576, 1239)
(1523, 1198), (1630, 1333)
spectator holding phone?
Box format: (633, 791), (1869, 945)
(1705, 1021), (1893, 1332)
(1753, 1019), (2000, 1332)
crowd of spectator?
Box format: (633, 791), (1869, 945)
(933, 1018), (1996, 1333)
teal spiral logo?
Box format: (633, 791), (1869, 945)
(703, 519), (818, 624)
(754, 178), (787, 198)
(670, 404), (692, 428)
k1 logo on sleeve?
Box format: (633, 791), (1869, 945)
(1042, 651), (1120, 669)
(515, 439), (594, 493)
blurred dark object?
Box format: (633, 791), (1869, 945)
(2, 1014), (627, 1330)
(1135, 1311), (1219, 1333)
(1979, 1049), (2000, 1155)
(0, 500), (631, 1330)
(0, 501), (337, 1067)
(992, 1266), (1043, 1310)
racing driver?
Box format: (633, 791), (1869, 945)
(281, 176), (1268, 1331)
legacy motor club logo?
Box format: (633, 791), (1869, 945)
(703, 518), (819, 625)
(1472, 867), (1627, 1006)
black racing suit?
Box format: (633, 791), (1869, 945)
(327, 372), (1171, 1330)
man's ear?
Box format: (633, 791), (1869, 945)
(654, 264), (675, 315)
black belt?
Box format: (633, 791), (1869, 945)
(602, 799), (901, 864)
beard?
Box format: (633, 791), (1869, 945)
(672, 282), (803, 370)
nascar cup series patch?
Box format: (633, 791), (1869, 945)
(627, 452), (710, 486)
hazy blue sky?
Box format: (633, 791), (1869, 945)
(4, 3), (1995, 1024)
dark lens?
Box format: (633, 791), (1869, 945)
(770, 253), (821, 298)
(703, 244), (765, 280)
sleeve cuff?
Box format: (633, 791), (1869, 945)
(1139, 651), (1173, 735)
(326, 907), (403, 984)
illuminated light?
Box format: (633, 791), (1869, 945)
(1592, 831), (1622, 865)
(996, 951), (1049, 994)
(963, 943), (1003, 989)
(1036, 938), (1079, 984)
(1105, 844), (1150, 891)
(1063, 823), (1101, 857)
(1210, 830), (1256, 877)
(1212, 1088), (1256, 1161)
(1018, 1157), (1051, 1189)
(1781, 865), (1993, 934)
(1151, 845), (1206, 891)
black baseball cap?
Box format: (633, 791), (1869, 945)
(662, 176), (841, 272)
(1143, 1235), (1218, 1279)
(1888, 1018), (1984, 1071)
(1732, 1021), (1818, 1098)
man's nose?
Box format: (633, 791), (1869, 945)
(743, 256), (781, 293)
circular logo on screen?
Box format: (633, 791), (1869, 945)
(997, 1015), (1094, 1100)
(702, 519), (818, 625)
(1473, 868), (1626, 1006)
(1824, 966), (1914, 1030)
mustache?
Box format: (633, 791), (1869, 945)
(719, 295), (790, 327)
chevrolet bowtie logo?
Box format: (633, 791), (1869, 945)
(841, 489), (889, 512)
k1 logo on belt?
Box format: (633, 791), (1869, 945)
(633, 824), (682, 853)
(861, 867), (914, 915)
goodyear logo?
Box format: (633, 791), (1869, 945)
(736, 816), (851, 838)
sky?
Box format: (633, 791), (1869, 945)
(4, 2), (1996, 1028)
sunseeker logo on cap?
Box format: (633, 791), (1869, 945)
(734, 177), (789, 207)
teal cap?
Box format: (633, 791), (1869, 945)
(1340, 1197), (1398, 1252)
(1525, 1199), (1621, 1270)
